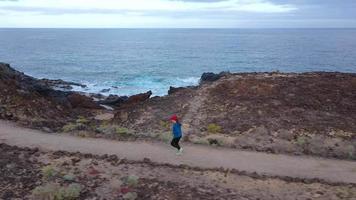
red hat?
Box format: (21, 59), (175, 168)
(170, 114), (178, 121)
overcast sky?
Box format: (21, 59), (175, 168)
(0, 0), (355, 28)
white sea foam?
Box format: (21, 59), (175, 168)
(69, 76), (201, 97)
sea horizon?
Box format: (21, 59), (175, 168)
(1, 28), (356, 96)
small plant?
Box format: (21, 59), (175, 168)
(76, 116), (89, 124)
(123, 192), (138, 200)
(62, 123), (85, 133)
(42, 165), (58, 180)
(59, 183), (82, 199)
(347, 145), (355, 159)
(96, 124), (113, 135)
(63, 174), (76, 181)
(126, 175), (139, 187)
(116, 127), (129, 136)
(31, 183), (82, 200)
(207, 123), (222, 134)
(160, 120), (171, 131)
(62, 123), (77, 132)
(31, 183), (59, 200)
(296, 136), (307, 146)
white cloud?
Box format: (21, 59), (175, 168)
(1, 0), (297, 13)
(0, 0), (298, 27)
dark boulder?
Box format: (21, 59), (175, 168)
(40, 78), (86, 90)
(126, 91), (152, 105)
(168, 86), (185, 95)
(100, 88), (111, 93)
(200, 72), (229, 83)
(67, 93), (101, 109)
(98, 95), (128, 106)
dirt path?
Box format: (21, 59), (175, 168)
(1, 120), (356, 184)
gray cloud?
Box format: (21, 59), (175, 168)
(0, 6), (133, 15)
(0, 5), (296, 19)
(169, 0), (225, 2)
(1, 0), (355, 28)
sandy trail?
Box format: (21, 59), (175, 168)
(1, 120), (355, 184)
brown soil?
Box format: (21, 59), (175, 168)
(1, 143), (355, 200)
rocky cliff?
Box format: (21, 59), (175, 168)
(0, 63), (99, 130)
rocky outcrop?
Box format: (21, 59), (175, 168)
(97, 91), (152, 108)
(0, 63), (97, 130)
(98, 95), (128, 107)
(125, 91), (152, 105)
(67, 93), (101, 109)
(40, 78), (86, 90)
(200, 72), (229, 83)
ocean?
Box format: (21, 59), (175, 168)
(0, 28), (355, 96)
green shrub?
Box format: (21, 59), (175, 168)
(96, 124), (113, 135)
(59, 183), (82, 199)
(123, 192), (138, 200)
(207, 123), (222, 134)
(296, 136), (307, 146)
(116, 127), (130, 136)
(347, 145), (355, 159)
(126, 175), (139, 187)
(32, 183), (59, 200)
(31, 183), (82, 200)
(62, 123), (77, 132)
(76, 116), (89, 124)
(160, 120), (171, 130)
(42, 165), (58, 180)
(63, 174), (76, 181)
(62, 123), (85, 133)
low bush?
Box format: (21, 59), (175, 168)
(75, 116), (89, 124)
(31, 183), (82, 200)
(207, 123), (222, 134)
(160, 120), (171, 131)
(62, 123), (86, 133)
(63, 174), (76, 181)
(42, 165), (58, 180)
(116, 127), (130, 136)
(123, 192), (138, 200)
(126, 175), (139, 187)
(296, 136), (308, 146)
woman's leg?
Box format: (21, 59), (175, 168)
(171, 137), (181, 150)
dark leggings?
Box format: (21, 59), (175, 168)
(171, 137), (181, 150)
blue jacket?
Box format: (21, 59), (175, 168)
(172, 123), (182, 138)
